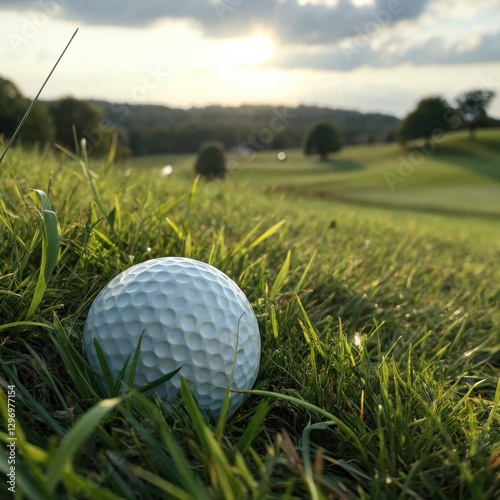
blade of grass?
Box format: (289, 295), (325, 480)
(248, 219), (286, 250)
(269, 250), (291, 300)
(93, 339), (117, 396)
(136, 367), (182, 394)
(46, 398), (121, 492)
(0, 321), (51, 333)
(485, 377), (500, 431)
(124, 462), (192, 500)
(0, 29), (79, 165)
(236, 399), (271, 454)
(147, 399), (206, 498)
(235, 388), (370, 468)
(180, 379), (243, 498)
(25, 190), (61, 320)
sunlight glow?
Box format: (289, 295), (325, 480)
(224, 34), (276, 66)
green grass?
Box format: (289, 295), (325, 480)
(128, 129), (500, 218)
(0, 139), (499, 498)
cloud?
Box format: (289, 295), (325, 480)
(266, 29), (500, 71)
(0, 0), (431, 44)
(2, 0), (497, 70)
(396, 31), (500, 66)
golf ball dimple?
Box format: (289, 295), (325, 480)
(83, 257), (261, 418)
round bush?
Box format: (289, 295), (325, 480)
(194, 141), (227, 179)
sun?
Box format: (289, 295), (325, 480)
(224, 34), (276, 66)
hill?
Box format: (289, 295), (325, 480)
(93, 100), (399, 154)
(128, 129), (500, 219)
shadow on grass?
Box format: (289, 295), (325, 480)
(319, 159), (365, 173)
(408, 134), (500, 183)
(267, 185), (500, 220)
(441, 157), (500, 182)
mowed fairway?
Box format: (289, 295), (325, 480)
(0, 133), (499, 498)
(130, 129), (500, 219)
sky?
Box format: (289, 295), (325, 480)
(0, 0), (499, 118)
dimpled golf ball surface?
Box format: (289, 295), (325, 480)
(83, 257), (260, 418)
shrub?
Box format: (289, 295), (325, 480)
(194, 141), (227, 179)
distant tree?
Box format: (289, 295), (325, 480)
(0, 77), (23, 138)
(194, 141), (227, 179)
(0, 76), (55, 145)
(20, 101), (56, 145)
(397, 97), (453, 147)
(303, 122), (342, 161)
(140, 126), (173, 155)
(385, 129), (396, 143)
(456, 89), (496, 139)
(271, 131), (288, 150)
(50, 97), (109, 155)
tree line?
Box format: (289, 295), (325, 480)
(0, 74), (497, 161)
(0, 75), (397, 159)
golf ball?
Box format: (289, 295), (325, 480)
(83, 257), (261, 418)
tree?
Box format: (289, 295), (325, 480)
(397, 97), (453, 147)
(456, 89), (496, 139)
(50, 97), (109, 155)
(0, 76), (55, 145)
(303, 122), (342, 161)
(0, 77), (23, 139)
(194, 141), (227, 179)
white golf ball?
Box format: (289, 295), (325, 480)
(83, 257), (261, 418)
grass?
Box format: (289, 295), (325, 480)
(0, 138), (499, 498)
(128, 129), (500, 218)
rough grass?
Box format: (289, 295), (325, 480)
(0, 144), (499, 499)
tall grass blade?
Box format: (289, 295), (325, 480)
(270, 250), (291, 300)
(155, 415), (205, 497)
(46, 398), (121, 492)
(93, 339), (117, 396)
(236, 388), (370, 467)
(485, 378), (500, 431)
(248, 219), (286, 250)
(236, 399), (271, 454)
(180, 379), (242, 497)
(0, 29), (79, 165)
(124, 463), (191, 500)
(25, 190), (61, 320)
